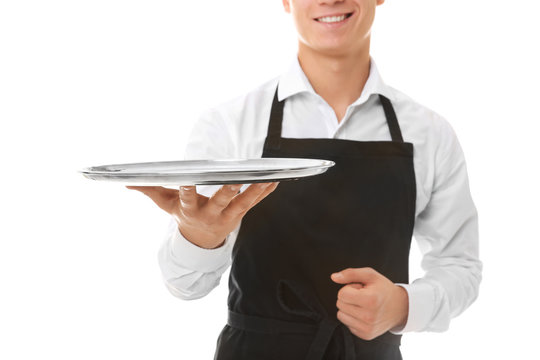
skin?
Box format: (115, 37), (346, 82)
(129, 0), (408, 339)
(283, 0), (384, 122)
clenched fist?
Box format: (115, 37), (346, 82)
(331, 267), (409, 340)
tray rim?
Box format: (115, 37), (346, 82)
(78, 158), (335, 176)
(79, 158), (335, 186)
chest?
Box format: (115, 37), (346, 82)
(281, 94), (392, 141)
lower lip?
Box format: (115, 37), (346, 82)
(314, 13), (353, 28)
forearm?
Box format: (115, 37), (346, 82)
(394, 255), (482, 333)
(157, 217), (237, 300)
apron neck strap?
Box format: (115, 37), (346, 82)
(265, 86), (285, 151)
(379, 94), (404, 142)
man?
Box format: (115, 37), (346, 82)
(128, 0), (482, 358)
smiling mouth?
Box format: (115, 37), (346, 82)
(315, 13), (353, 23)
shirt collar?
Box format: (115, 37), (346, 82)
(277, 56), (395, 104)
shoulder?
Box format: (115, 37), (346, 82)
(188, 77), (279, 159)
(389, 86), (454, 134)
(387, 86), (460, 158)
(203, 77), (279, 127)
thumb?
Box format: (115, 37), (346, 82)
(330, 267), (379, 285)
(125, 185), (180, 215)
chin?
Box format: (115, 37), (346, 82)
(313, 43), (353, 56)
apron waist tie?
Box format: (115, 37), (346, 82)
(227, 310), (356, 360)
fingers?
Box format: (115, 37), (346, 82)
(350, 283), (364, 289)
(337, 310), (377, 341)
(126, 186), (179, 214)
(337, 300), (370, 326)
(126, 185), (164, 194)
(127, 181), (279, 220)
(221, 182), (278, 219)
(337, 299), (361, 317)
(337, 308), (368, 332)
(125, 185), (178, 199)
(337, 284), (363, 306)
(331, 267), (379, 285)
(178, 186), (199, 215)
(338, 285), (380, 310)
(336, 299), (373, 325)
(205, 184), (244, 214)
(336, 298), (383, 341)
(248, 182), (279, 208)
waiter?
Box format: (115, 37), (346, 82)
(128, 0), (482, 359)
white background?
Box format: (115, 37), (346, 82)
(1, 0), (539, 359)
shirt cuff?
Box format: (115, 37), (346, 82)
(390, 281), (436, 334)
(170, 225), (231, 274)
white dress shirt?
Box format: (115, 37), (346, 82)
(157, 57), (482, 334)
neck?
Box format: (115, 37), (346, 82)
(297, 40), (371, 122)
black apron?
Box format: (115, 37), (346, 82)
(214, 85), (416, 360)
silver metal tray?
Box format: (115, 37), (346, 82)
(79, 158), (335, 186)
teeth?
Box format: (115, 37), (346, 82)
(317, 14), (347, 23)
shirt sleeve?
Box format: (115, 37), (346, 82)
(156, 109), (240, 300)
(391, 119), (483, 333)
